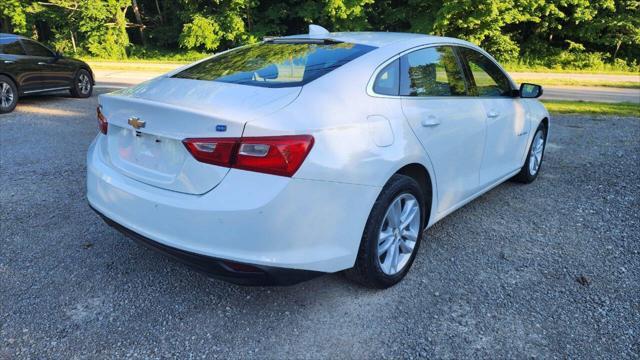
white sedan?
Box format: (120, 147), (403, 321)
(87, 27), (549, 288)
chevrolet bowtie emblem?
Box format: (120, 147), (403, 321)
(128, 117), (146, 129)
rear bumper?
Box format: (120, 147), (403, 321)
(92, 206), (322, 286)
(87, 135), (381, 274)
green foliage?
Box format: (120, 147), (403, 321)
(0, 0), (27, 34)
(0, 0), (637, 70)
(81, 0), (130, 59)
(125, 46), (208, 61)
(180, 15), (223, 51)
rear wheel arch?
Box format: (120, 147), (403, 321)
(78, 66), (94, 83)
(395, 163), (433, 226)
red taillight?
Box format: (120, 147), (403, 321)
(182, 135), (314, 177)
(182, 138), (237, 167)
(235, 136), (314, 177)
(97, 106), (108, 134)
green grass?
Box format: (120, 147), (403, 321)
(542, 100), (640, 117)
(512, 78), (640, 89)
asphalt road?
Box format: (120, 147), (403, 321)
(92, 69), (640, 104)
(542, 86), (640, 104)
(1, 90), (639, 359)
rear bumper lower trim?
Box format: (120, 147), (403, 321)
(91, 205), (324, 286)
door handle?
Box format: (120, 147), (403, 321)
(487, 111), (500, 118)
(3, 60), (15, 64)
(421, 115), (440, 127)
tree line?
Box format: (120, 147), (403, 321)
(1, 0), (638, 69)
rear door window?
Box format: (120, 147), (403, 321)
(173, 41), (376, 88)
(21, 40), (54, 57)
(399, 46), (467, 97)
(0, 38), (25, 55)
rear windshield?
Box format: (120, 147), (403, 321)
(172, 41), (376, 88)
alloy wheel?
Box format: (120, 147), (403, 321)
(528, 130), (545, 175)
(78, 74), (91, 94)
(377, 193), (421, 275)
(1, 82), (14, 108)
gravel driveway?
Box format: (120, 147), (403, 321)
(1, 91), (639, 359)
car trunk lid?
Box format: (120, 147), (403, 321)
(98, 77), (301, 194)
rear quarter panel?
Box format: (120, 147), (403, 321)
(242, 42), (440, 224)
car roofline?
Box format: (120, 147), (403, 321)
(0, 33), (25, 39)
(277, 31), (478, 49)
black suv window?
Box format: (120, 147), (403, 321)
(458, 47), (512, 97)
(21, 40), (53, 57)
(400, 46), (467, 97)
(373, 59), (399, 96)
(0, 38), (25, 55)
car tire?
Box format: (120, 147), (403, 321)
(512, 123), (547, 184)
(0, 75), (18, 114)
(70, 69), (93, 98)
(346, 174), (425, 289)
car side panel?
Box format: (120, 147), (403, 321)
(402, 97), (487, 215)
(477, 97), (530, 186)
(39, 58), (77, 90)
(0, 54), (43, 93)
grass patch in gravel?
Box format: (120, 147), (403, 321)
(542, 100), (640, 117)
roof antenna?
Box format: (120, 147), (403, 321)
(309, 24), (330, 36)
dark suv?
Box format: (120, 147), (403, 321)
(0, 33), (94, 114)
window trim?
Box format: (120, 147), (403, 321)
(367, 42), (517, 100)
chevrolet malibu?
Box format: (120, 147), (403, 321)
(87, 28), (549, 288)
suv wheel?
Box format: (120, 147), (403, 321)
(70, 69), (93, 98)
(0, 75), (18, 114)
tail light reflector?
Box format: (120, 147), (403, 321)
(97, 106), (108, 134)
(182, 135), (314, 177)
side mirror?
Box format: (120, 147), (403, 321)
(55, 51), (63, 59)
(519, 83), (543, 98)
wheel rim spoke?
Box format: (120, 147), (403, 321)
(399, 199), (418, 230)
(381, 240), (396, 273)
(387, 200), (401, 227)
(402, 228), (418, 242)
(399, 238), (414, 253)
(390, 241), (400, 273)
(378, 229), (394, 255)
